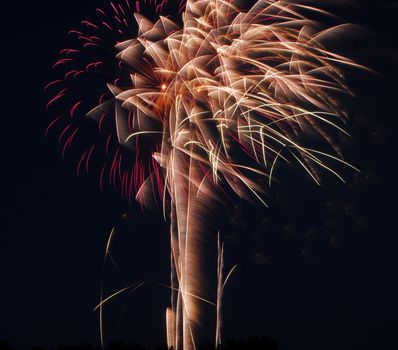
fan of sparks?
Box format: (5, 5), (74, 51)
(105, 0), (360, 207)
(47, 0), (362, 349)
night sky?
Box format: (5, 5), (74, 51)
(2, 1), (398, 349)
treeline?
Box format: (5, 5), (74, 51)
(1, 337), (280, 350)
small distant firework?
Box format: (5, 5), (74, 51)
(46, 0), (362, 349)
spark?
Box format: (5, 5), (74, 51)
(94, 282), (146, 312)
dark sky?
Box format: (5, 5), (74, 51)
(1, 0), (398, 349)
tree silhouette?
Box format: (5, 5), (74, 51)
(0, 338), (279, 350)
(0, 340), (16, 350)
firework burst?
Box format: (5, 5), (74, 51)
(47, 0), (363, 349)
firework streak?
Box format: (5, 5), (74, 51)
(46, 0), (363, 349)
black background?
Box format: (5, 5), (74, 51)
(1, 1), (398, 349)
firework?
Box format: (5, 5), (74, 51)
(47, 0), (362, 349)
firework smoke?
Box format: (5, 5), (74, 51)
(47, 0), (362, 349)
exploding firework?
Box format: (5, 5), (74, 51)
(46, 0), (363, 349)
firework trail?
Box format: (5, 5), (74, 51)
(46, 0), (362, 349)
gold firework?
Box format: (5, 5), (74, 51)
(48, 0), (364, 349)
